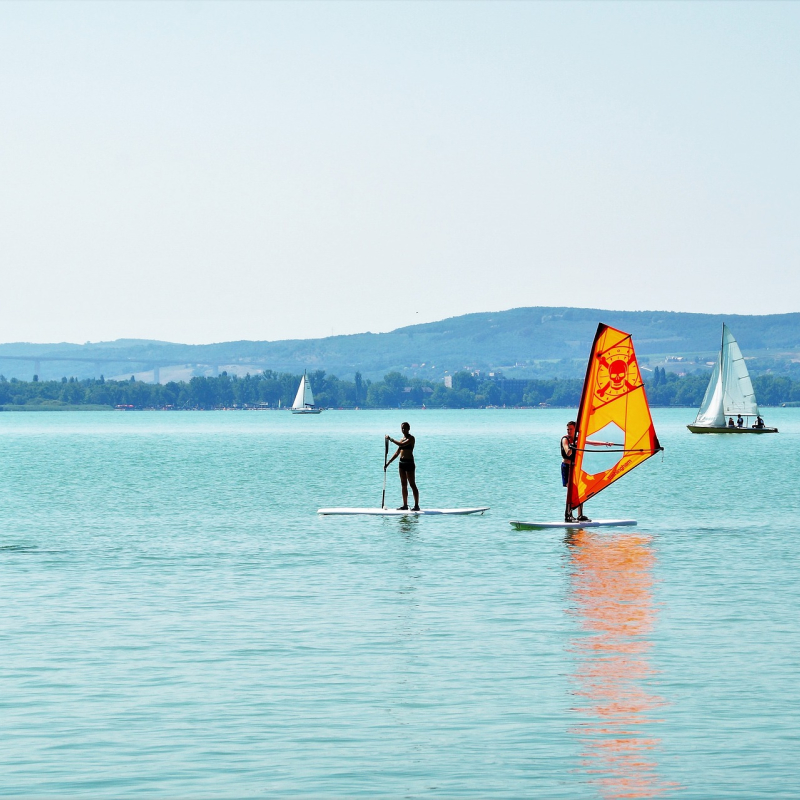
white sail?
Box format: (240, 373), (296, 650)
(694, 357), (725, 427)
(292, 374), (307, 409)
(303, 376), (315, 407)
(721, 325), (759, 417)
(693, 324), (759, 427)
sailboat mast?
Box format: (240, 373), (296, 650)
(566, 324), (606, 519)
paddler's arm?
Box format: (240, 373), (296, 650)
(385, 447), (401, 469)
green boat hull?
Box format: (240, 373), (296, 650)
(687, 425), (778, 434)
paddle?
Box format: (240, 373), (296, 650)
(381, 436), (389, 509)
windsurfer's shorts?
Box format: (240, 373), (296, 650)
(561, 462), (570, 487)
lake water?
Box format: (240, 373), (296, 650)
(1, 408), (798, 798)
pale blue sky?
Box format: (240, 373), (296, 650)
(1, 1), (798, 344)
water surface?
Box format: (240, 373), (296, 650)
(1, 409), (798, 797)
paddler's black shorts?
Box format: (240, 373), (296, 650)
(561, 462), (570, 487)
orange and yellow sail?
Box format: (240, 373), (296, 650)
(568, 324), (662, 510)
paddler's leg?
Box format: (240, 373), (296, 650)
(562, 463), (575, 522)
(406, 466), (420, 511)
(398, 466), (410, 510)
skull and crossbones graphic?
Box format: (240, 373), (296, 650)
(594, 345), (639, 399)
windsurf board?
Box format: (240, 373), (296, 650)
(509, 519), (636, 530)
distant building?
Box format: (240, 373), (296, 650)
(498, 378), (529, 394)
(444, 375), (452, 388)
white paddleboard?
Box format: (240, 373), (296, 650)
(318, 507), (489, 516)
(509, 519), (636, 530)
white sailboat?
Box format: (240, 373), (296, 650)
(291, 371), (322, 415)
(687, 324), (777, 433)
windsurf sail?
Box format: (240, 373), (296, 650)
(567, 324), (662, 511)
(693, 324), (759, 427)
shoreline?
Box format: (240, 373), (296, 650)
(2, 404), (793, 413)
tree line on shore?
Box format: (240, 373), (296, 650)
(1, 368), (799, 410)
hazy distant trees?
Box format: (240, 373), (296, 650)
(354, 372), (364, 406)
(1, 369), (798, 410)
(452, 371), (477, 392)
(366, 382), (395, 407)
(753, 375), (800, 406)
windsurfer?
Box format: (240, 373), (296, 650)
(386, 422), (420, 511)
(561, 421), (613, 523)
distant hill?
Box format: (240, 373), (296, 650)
(2, 306), (799, 383)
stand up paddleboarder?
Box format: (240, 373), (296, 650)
(561, 421), (613, 523)
(386, 422), (420, 511)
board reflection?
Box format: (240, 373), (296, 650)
(565, 530), (678, 799)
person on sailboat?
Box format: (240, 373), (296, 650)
(737, 414), (744, 428)
(728, 417), (735, 427)
(561, 421), (614, 523)
(754, 415), (765, 429)
(386, 422), (420, 511)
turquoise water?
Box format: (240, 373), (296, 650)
(1, 408), (798, 798)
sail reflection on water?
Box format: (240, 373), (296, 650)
(566, 530), (678, 799)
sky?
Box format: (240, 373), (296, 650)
(1, 1), (799, 344)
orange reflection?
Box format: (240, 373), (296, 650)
(566, 530), (678, 799)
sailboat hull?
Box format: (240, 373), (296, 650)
(687, 425), (777, 434)
(291, 408), (322, 415)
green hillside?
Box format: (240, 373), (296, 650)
(2, 307), (799, 382)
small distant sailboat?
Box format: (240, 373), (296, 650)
(511, 323), (663, 529)
(291, 371), (322, 415)
(687, 324), (777, 433)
